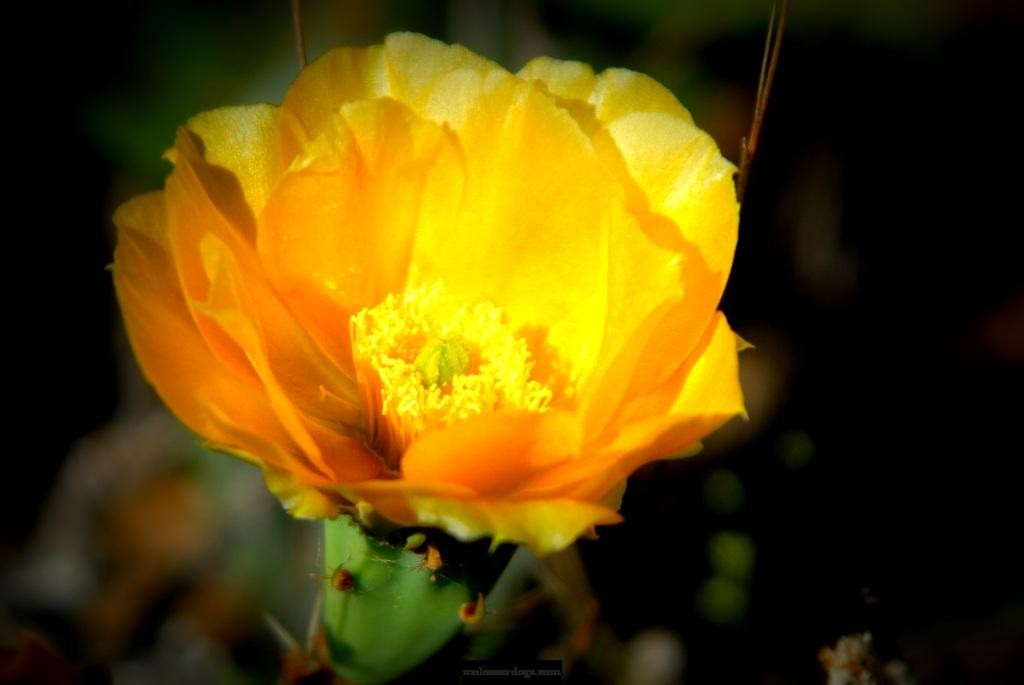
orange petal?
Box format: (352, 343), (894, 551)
(165, 128), (260, 378)
(258, 97), (464, 370)
(162, 134), (381, 484)
(169, 131), (363, 409)
(112, 192), (316, 482)
(400, 411), (583, 495)
(194, 232), (380, 482)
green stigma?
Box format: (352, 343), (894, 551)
(415, 336), (471, 387)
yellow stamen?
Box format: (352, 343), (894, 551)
(351, 283), (551, 468)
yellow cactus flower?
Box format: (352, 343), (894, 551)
(112, 32), (745, 555)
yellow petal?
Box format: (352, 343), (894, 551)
(258, 97), (464, 370)
(573, 204), (684, 440)
(517, 58), (692, 124)
(401, 496), (622, 556)
(589, 68), (694, 124)
(184, 105), (286, 222)
(601, 221), (728, 424)
(515, 312), (745, 500)
(341, 480), (622, 555)
(603, 311), (747, 459)
(379, 32), (499, 122)
(518, 56), (738, 419)
(407, 74), (621, 393)
(281, 44), (385, 142)
(263, 465), (346, 519)
(518, 57), (596, 102)
(609, 112), (736, 279)
(604, 112), (739, 372)
(288, 38), (698, 404)
(280, 33), (498, 141)
(286, 36), (633, 396)
(400, 411), (583, 496)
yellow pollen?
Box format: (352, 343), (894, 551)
(351, 283), (552, 468)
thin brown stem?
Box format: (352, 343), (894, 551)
(290, 0), (307, 70)
(737, 0), (789, 202)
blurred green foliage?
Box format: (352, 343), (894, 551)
(707, 531), (756, 581)
(703, 468), (745, 514)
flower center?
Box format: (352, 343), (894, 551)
(351, 283), (552, 469)
(414, 336), (471, 388)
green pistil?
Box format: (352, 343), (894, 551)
(415, 336), (471, 387)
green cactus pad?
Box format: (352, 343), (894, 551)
(321, 515), (473, 684)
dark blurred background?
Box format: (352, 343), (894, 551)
(4, 1), (1023, 683)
